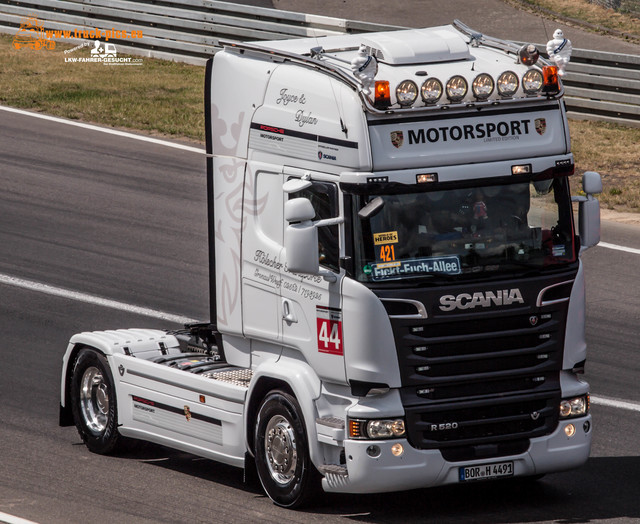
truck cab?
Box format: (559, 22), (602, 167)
(60, 21), (601, 508)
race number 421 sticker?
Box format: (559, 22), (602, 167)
(316, 306), (344, 356)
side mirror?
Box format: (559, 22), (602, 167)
(583, 171), (602, 195)
(572, 171), (602, 251)
(284, 198), (320, 275)
(283, 198), (342, 281)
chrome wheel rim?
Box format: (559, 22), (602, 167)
(264, 415), (297, 485)
(79, 366), (109, 434)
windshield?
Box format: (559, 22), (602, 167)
(353, 177), (576, 283)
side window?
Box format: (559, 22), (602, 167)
(289, 181), (340, 272)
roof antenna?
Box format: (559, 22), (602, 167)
(310, 35), (350, 138)
(540, 16), (550, 43)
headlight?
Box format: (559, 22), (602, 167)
(396, 80), (418, 106)
(559, 394), (590, 418)
(522, 69), (543, 95)
(446, 75), (468, 102)
(348, 418), (406, 439)
(472, 73), (494, 100)
(497, 71), (519, 97)
(421, 78), (443, 104)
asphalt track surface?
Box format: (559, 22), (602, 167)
(1, 102), (639, 523)
(1, 3), (640, 518)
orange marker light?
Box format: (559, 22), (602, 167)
(542, 65), (560, 94)
(349, 419), (363, 438)
(375, 80), (391, 109)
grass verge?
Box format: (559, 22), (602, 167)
(0, 34), (205, 142)
(569, 120), (640, 212)
(506, 0), (640, 40)
(1, 33), (638, 212)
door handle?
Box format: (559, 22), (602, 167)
(282, 298), (298, 323)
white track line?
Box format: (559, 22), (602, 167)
(0, 512), (39, 524)
(4, 104), (640, 411)
(591, 395), (640, 413)
(599, 242), (640, 255)
(0, 105), (206, 154)
(3, 271), (640, 413)
(0, 273), (198, 325)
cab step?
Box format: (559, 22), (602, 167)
(318, 464), (348, 477)
(315, 416), (345, 444)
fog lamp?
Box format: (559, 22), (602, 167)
(421, 78), (443, 104)
(472, 73), (494, 99)
(523, 69), (543, 95)
(391, 443), (404, 457)
(366, 445), (381, 458)
(564, 423), (576, 438)
(446, 75), (468, 102)
(497, 71), (519, 97)
(396, 80), (418, 106)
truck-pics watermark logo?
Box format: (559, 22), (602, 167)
(12, 16), (55, 50)
(12, 16), (143, 65)
(64, 40), (143, 65)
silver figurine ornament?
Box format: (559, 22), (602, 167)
(546, 29), (572, 76)
(351, 45), (378, 95)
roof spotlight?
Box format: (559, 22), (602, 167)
(519, 44), (540, 66)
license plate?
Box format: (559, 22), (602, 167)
(459, 461), (514, 482)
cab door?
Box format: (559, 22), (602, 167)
(241, 162), (284, 345)
(280, 168), (347, 384)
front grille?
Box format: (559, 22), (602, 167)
(404, 392), (559, 449)
(409, 373), (557, 402)
(373, 271), (575, 455)
(400, 312), (561, 387)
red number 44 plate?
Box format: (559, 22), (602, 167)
(316, 306), (343, 356)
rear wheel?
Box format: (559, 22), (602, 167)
(254, 390), (319, 508)
(71, 348), (123, 454)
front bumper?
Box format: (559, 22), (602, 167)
(321, 415), (591, 494)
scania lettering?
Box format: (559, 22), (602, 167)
(439, 288), (525, 311)
(59, 20), (602, 508)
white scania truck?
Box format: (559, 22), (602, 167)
(59, 21), (602, 508)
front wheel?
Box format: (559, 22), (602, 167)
(70, 348), (123, 454)
(254, 390), (319, 508)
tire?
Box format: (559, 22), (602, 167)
(70, 348), (123, 454)
(254, 390), (319, 508)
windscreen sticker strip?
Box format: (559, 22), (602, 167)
(366, 255), (462, 281)
(249, 122), (360, 167)
(373, 231), (399, 245)
(250, 122), (358, 149)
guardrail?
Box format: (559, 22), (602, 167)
(0, 0), (398, 64)
(562, 48), (640, 127)
(0, 0), (638, 127)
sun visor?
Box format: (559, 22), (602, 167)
(359, 26), (471, 65)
